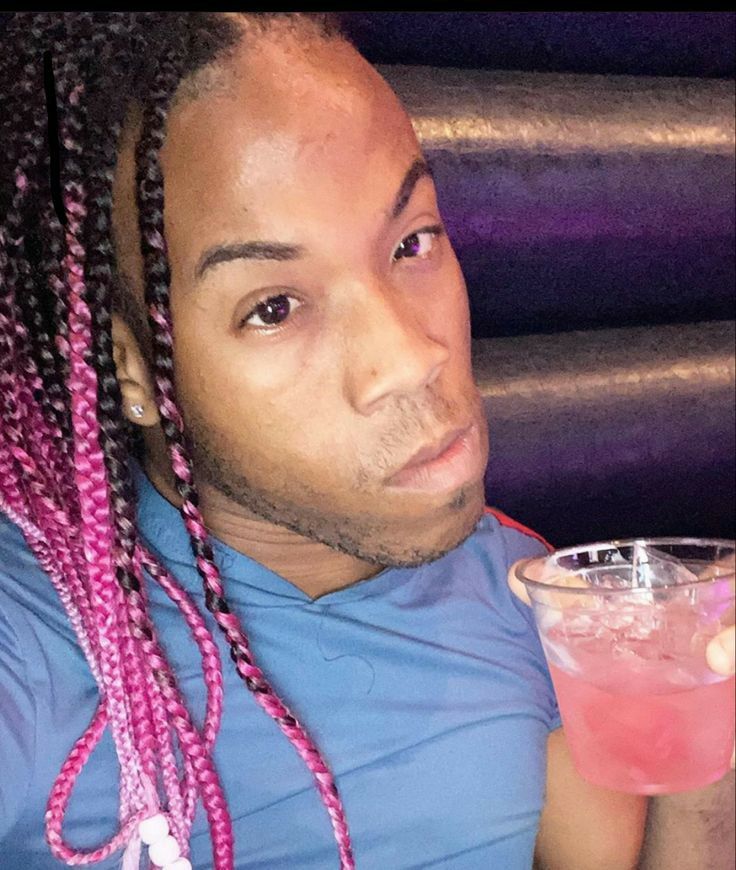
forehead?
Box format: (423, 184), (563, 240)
(111, 25), (423, 311)
(160, 30), (420, 236)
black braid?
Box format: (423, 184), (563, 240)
(14, 21), (76, 449)
(81, 14), (144, 597)
(134, 30), (241, 618)
(2, 12), (355, 867)
(1, 15), (80, 484)
(0, 57), (75, 525)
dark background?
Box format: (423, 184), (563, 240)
(336, 12), (734, 544)
(2, 12), (735, 78)
(340, 12), (735, 78)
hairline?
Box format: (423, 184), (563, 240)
(111, 12), (350, 346)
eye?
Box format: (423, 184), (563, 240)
(392, 224), (444, 262)
(240, 293), (302, 330)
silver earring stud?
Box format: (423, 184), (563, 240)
(130, 404), (145, 419)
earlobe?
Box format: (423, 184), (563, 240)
(111, 313), (160, 427)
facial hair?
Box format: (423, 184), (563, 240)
(181, 387), (487, 568)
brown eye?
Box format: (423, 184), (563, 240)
(242, 294), (301, 329)
(392, 225), (444, 262)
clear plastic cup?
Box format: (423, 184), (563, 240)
(516, 538), (735, 794)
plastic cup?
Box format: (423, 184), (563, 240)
(516, 538), (735, 794)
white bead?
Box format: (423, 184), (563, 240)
(149, 834), (182, 866)
(139, 813), (170, 845)
(164, 859), (192, 870)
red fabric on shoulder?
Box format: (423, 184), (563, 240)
(484, 506), (554, 553)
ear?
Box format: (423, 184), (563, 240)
(112, 313), (160, 427)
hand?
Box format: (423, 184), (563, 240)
(506, 559), (736, 770)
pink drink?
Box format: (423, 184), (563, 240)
(548, 638), (735, 793)
(519, 539), (735, 793)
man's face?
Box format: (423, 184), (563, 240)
(115, 23), (488, 566)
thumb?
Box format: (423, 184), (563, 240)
(706, 624), (735, 676)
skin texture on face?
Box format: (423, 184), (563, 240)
(112, 17), (489, 597)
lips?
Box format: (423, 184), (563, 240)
(385, 423), (485, 493)
(393, 427), (468, 474)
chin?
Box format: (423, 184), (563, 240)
(410, 467), (486, 522)
(426, 479), (486, 548)
(365, 478), (486, 568)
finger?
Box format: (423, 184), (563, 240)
(507, 560), (531, 605)
(705, 624), (735, 676)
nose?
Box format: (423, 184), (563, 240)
(343, 281), (450, 415)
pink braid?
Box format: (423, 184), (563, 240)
(38, 90), (234, 867)
(0, 392), (100, 682)
(139, 546), (225, 830)
(124, 556), (189, 851)
(62, 185), (144, 821)
(3, 17), (250, 870)
(45, 705), (146, 865)
(0, 197), (100, 677)
(138, 546), (224, 751)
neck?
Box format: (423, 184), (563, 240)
(143, 457), (383, 600)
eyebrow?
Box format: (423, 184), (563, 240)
(194, 240), (305, 281)
(390, 157), (433, 220)
(193, 157), (433, 282)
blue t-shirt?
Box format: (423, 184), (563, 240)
(0, 466), (560, 869)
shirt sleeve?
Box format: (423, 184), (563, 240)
(0, 593), (37, 839)
(510, 591), (563, 733)
(490, 512), (563, 733)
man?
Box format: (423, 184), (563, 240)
(0, 12), (731, 870)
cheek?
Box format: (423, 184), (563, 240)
(427, 256), (472, 357)
(171, 316), (346, 467)
(172, 305), (306, 405)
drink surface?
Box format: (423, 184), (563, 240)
(550, 624), (735, 794)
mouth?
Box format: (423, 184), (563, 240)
(385, 423), (485, 493)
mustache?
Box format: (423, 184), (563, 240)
(360, 385), (483, 480)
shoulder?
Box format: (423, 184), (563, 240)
(0, 515), (110, 849)
(0, 519), (36, 691)
(0, 512), (54, 686)
(0, 512), (44, 573)
(436, 507), (551, 623)
(0, 514), (44, 622)
(0, 512), (82, 684)
(460, 507), (551, 576)
(483, 507), (552, 555)
(0, 518), (34, 671)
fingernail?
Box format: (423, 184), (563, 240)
(707, 639), (733, 675)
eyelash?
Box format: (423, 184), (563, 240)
(238, 294), (303, 331)
(239, 223), (445, 331)
(392, 224), (445, 262)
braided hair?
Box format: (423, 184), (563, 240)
(0, 12), (353, 869)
